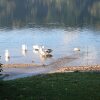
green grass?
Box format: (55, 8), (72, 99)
(0, 72), (100, 100)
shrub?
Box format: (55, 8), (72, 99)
(0, 63), (3, 72)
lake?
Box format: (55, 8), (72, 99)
(0, 0), (100, 66)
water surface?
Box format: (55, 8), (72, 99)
(0, 0), (100, 66)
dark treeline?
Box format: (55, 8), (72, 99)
(0, 0), (100, 28)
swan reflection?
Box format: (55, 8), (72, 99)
(5, 56), (10, 62)
(22, 50), (27, 56)
(39, 54), (53, 65)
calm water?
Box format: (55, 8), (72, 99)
(0, 0), (100, 66)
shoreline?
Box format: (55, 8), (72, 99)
(2, 63), (100, 72)
(2, 63), (41, 68)
(55, 65), (100, 73)
(1, 63), (100, 80)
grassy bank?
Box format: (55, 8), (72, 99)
(0, 72), (100, 100)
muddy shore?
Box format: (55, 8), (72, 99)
(55, 65), (100, 72)
(0, 55), (100, 80)
(2, 63), (100, 72)
(2, 63), (41, 68)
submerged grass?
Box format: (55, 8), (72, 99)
(0, 72), (100, 100)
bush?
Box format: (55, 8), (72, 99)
(0, 63), (3, 72)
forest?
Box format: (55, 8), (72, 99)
(0, 0), (100, 27)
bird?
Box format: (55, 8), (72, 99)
(33, 45), (53, 57)
(39, 47), (52, 57)
(5, 50), (10, 58)
(73, 48), (80, 51)
(33, 45), (44, 51)
(44, 49), (53, 53)
(5, 50), (10, 62)
(22, 44), (27, 51)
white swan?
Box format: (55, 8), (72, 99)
(5, 50), (10, 58)
(22, 44), (27, 51)
(74, 48), (80, 51)
(39, 48), (52, 56)
(33, 45), (53, 57)
(33, 45), (44, 51)
(44, 49), (53, 53)
(5, 50), (10, 62)
(22, 49), (27, 56)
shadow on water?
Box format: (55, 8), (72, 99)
(47, 52), (83, 68)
